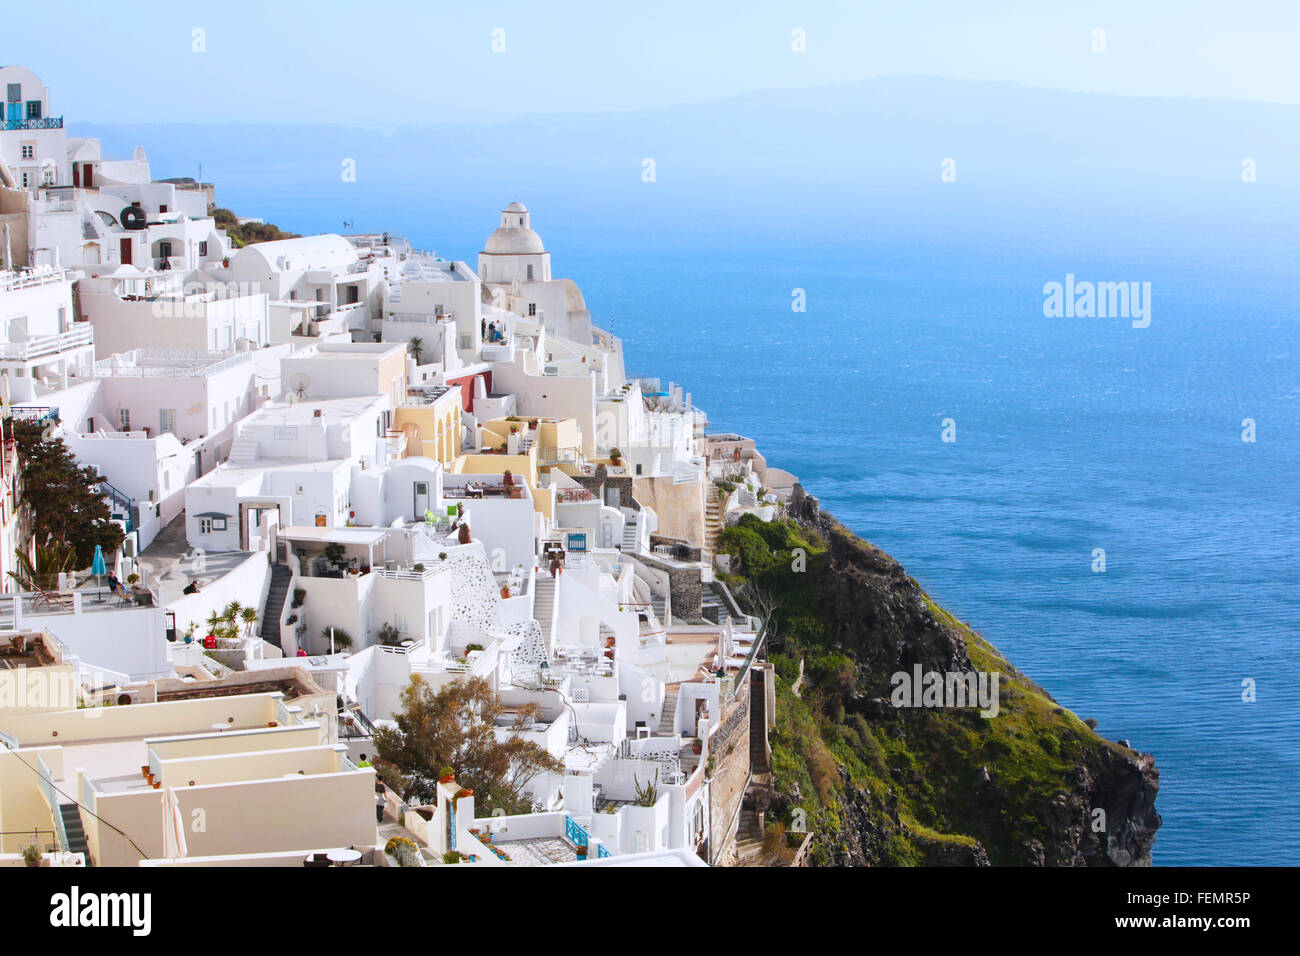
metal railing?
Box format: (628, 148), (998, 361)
(1, 116), (63, 130)
(35, 754), (67, 852)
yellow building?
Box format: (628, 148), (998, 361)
(392, 385), (463, 466)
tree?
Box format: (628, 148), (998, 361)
(9, 419), (124, 567)
(374, 675), (563, 814)
(738, 580), (783, 650)
(408, 336), (424, 364)
(240, 606), (259, 637)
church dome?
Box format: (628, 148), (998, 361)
(484, 202), (545, 254)
(484, 226), (545, 254)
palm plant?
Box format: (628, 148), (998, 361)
(224, 600), (244, 625)
(8, 538), (77, 592)
(408, 337), (424, 364)
(240, 606), (259, 637)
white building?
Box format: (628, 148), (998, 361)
(183, 395), (396, 552)
(477, 203), (592, 344)
(0, 265), (94, 403)
(78, 268), (272, 358)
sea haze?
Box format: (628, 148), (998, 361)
(81, 76), (1300, 864)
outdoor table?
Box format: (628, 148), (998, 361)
(327, 848), (362, 867)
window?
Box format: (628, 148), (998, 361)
(527, 302), (536, 316)
(159, 409), (176, 435)
(526, 264), (533, 281)
(157, 241), (172, 260)
(6, 84), (19, 103)
(199, 518), (213, 534)
(118, 408), (131, 431)
(25, 101), (41, 120)
(159, 205), (168, 213)
(212, 517), (227, 531)
(20, 144), (33, 160)
(20, 173), (28, 189)
(198, 240), (208, 257)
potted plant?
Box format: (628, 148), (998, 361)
(21, 843), (43, 868)
(692, 739), (703, 755)
(412, 563), (425, 573)
(575, 845), (588, 858)
(609, 447), (623, 465)
(438, 766), (456, 784)
(457, 524), (472, 545)
(500, 584), (511, 599)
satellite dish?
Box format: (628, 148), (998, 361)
(288, 372), (311, 400)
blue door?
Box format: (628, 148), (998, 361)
(4, 102), (19, 128)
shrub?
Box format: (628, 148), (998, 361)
(322, 627), (352, 649)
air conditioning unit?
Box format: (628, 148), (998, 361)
(115, 690), (143, 706)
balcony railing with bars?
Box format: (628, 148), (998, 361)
(1, 116), (63, 131)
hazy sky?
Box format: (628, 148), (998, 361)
(16, 0), (1300, 124)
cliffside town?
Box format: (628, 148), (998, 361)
(0, 65), (1156, 868)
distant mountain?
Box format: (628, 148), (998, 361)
(69, 75), (1300, 260)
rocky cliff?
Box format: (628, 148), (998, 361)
(723, 485), (1160, 866)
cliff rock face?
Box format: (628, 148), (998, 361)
(771, 486), (1160, 866)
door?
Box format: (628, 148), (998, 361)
(83, 164), (94, 188)
(119, 238), (132, 265)
(413, 481), (430, 518)
(5, 102), (19, 127)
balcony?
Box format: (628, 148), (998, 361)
(1, 116), (63, 131)
(0, 325), (93, 362)
(0, 267), (71, 294)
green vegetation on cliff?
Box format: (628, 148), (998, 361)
(719, 501), (1160, 866)
(212, 208), (300, 248)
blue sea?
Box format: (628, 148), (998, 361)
(87, 88), (1300, 864)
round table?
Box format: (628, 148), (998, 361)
(326, 848), (362, 866)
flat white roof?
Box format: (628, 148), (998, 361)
(279, 526), (387, 546)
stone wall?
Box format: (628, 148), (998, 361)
(637, 553), (703, 622)
(707, 679), (752, 864)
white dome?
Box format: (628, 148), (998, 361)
(503, 201), (528, 213)
(484, 227), (544, 254)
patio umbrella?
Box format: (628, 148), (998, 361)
(91, 544), (106, 600)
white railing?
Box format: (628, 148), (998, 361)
(0, 324), (93, 361)
(0, 267), (70, 293)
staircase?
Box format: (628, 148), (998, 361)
(659, 684), (679, 735)
(260, 564), (292, 649)
(226, 434), (259, 467)
(533, 575), (556, 645)
(749, 670), (769, 774)
(59, 802), (90, 864)
(621, 514), (639, 553)
(703, 492), (724, 565)
(736, 798), (763, 860)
